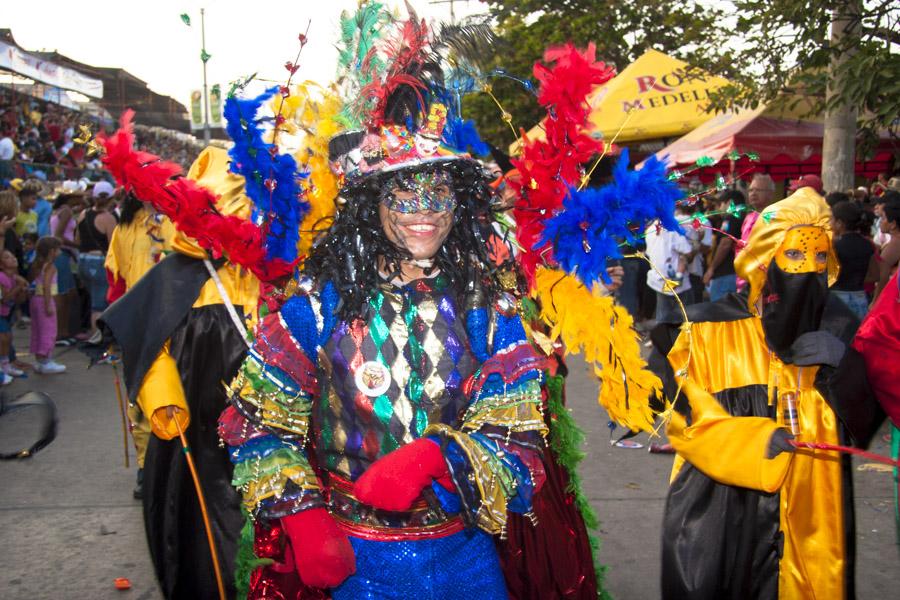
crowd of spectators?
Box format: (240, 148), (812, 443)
(0, 87), (203, 182)
(0, 175), (135, 382)
(132, 126), (204, 171)
(631, 172), (900, 327)
(0, 86), (106, 182)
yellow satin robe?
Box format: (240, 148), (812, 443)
(666, 315), (846, 600)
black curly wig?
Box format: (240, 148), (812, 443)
(303, 158), (511, 321)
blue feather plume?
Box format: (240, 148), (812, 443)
(224, 87), (309, 265)
(442, 117), (490, 156)
(428, 85), (490, 156)
(539, 149), (683, 286)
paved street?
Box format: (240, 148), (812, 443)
(0, 329), (897, 599)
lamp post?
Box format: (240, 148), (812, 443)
(200, 7), (211, 145)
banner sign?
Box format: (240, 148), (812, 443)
(189, 90), (204, 130)
(0, 41), (103, 99)
(208, 85), (222, 127)
(31, 84), (82, 111)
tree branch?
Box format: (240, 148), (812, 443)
(864, 26), (900, 46)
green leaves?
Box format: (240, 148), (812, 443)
(707, 1), (898, 144)
(467, 1), (740, 148)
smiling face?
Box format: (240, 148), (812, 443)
(414, 133), (441, 157)
(774, 226), (829, 274)
(379, 201), (454, 261)
(378, 171), (457, 261)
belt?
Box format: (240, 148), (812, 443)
(326, 474), (464, 541)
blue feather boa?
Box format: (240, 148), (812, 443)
(224, 87), (309, 265)
(540, 149), (683, 286)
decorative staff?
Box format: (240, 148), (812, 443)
(173, 410), (226, 600)
(110, 361), (130, 468)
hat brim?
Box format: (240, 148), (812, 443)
(353, 155), (471, 181)
(53, 191), (87, 202)
(340, 156), (491, 204)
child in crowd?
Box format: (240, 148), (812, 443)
(30, 237), (65, 374)
(0, 249), (28, 382)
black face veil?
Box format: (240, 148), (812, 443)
(760, 261), (829, 363)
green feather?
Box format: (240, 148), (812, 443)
(334, 0), (392, 127)
(233, 511), (274, 600)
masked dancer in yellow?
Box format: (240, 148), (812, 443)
(650, 187), (884, 599)
(104, 191), (176, 499)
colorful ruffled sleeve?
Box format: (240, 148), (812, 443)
(218, 283), (339, 519)
(424, 299), (550, 535)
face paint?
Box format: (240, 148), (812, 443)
(773, 226), (829, 274)
(379, 171), (457, 214)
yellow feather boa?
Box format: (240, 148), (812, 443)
(533, 266), (663, 432)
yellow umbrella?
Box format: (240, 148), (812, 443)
(513, 49), (731, 153)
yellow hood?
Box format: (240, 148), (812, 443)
(735, 186), (839, 312)
(172, 146), (253, 258)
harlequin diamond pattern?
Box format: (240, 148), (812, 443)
(318, 280), (478, 480)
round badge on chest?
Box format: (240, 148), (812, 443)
(354, 360), (392, 397)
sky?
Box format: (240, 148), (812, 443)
(2, 0), (487, 110)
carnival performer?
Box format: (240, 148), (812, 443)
(104, 192), (176, 498)
(650, 186), (884, 599)
(221, 91), (558, 597)
(95, 5), (675, 596)
(100, 146), (259, 599)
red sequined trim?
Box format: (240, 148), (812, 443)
(333, 514), (465, 541)
(254, 314), (319, 395)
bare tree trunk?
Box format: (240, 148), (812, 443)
(821, 0), (861, 194)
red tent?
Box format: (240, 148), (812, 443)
(650, 104), (897, 184)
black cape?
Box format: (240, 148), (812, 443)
(100, 254), (247, 600)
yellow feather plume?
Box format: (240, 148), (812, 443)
(533, 266), (663, 432)
(271, 82), (345, 259)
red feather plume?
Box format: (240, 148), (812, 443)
(360, 15), (432, 127)
(97, 111), (295, 282)
(512, 43), (615, 287)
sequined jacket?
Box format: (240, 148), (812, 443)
(219, 275), (550, 536)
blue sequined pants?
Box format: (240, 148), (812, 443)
(331, 529), (507, 599)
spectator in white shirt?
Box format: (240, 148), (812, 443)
(0, 129), (15, 184)
(685, 216), (713, 304)
(645, 217), (693, 322)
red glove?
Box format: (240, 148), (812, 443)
(281, 508), (356, 589)
(353, 438), (454, 511)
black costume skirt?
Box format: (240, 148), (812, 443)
(142, 305), (248, 600)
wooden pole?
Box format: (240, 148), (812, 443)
(111, 364), (130, 469)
